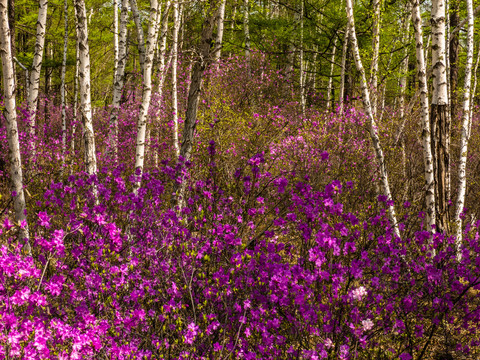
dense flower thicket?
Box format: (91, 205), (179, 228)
(2, 147), (480, 359)
(2, 53), (480, 359)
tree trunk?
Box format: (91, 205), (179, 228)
(369, 0), (381, 117)
(172, 0), (180, 157)
(411, 3), (437, 230)
(244, 0), (250, 68)
(175, 1), (218, 208)
(327, 37), (337, 111)
(345, 0), (400, 239)
(339, 24), (349, 115)
(75, 0), (97, 175)
(299, 0), (305, 115)
(27, 0), (47, 150)
(113, 0), (118, 75)
(61, 0), (68, 168)
(72, 13), (79, 154)
(0, 0), (30, 251)
(134, 0), (161, 188)
(213, 0), (227, 66)
(108, 0), (128, 161)
(154, 0), (171, 167)
(130, 0), (145, 72)
(431, 0), (449, 232)
(449, 0), (459, 120)
(454, 0), (474, 255)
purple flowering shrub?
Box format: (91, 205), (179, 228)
(2, 148), (480, 359)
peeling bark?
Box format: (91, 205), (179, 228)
(346, 0), (400, 239)
(75, 0), (97, 175)
(455, 0), (474, 255)
(0, 0), (30, 251)
(27, 0), (48, 150)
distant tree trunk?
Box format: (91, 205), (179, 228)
(113, 0), (118, 72)
(369, 0), (381, 117)
(172, 0), (180, 157)
(27, 0), (47, 151)
(7, 0), (15, 80)
(0, 0), (30, 252)
(213, 0), (227, 66)
(455, 0), (474, 254)
(412, 0), (436, 231)
(244, 0), (250, 68)
(134, 0), (161, 189)
(108, 0), (128, 161)
(176, 1), (218, 207)
(299, 0), (305, 115)
(327, 36), (337, 111)
(75, 0), (97, 175)
(449, 0), (459, 120)
(431, 0), (449, 232)
(346, 0), (400, 239)
(72, 15), (79, 154)
(130, 0), (145, 72)
(339, 24), (349, 115)
(61, 0), (68, 168)
(154, 0), (171, 167)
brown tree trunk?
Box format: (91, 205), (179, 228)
(430, 104), (449, 231)
(449, 0), (459, 120)
(175, 1), (218, 208)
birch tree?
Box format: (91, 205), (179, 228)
(108, 0), (128, 161)
(134, 0), (161, 188)
(327, 36), (337, 111)
(369, 0), (381, 116)
(345, 0), (400, 239)
(61, 0), (68, 167)
(75, 0), (97, 175)
(0, 0), (30, 251)
(27, 0), (47, 148)
(244, 0), (251, 68)
(172, 0), (180, 157)
(430, 0), (449, 231)
(299, 0), (305, 115)
(130, 0), (146, 73)
(412, 0), (436, 231)
(339, 24), (349, 115)
(455, 0), (474, 254)
(113, 0), (119, 76)
(213, 0), (227, 66)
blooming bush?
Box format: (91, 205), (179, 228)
(2, 149), (480, 359)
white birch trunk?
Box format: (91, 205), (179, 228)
(412, 0), (436, 231)
(454, 0), (474, 254)
(213, 0), (227, 66)
(0, 0), (30, 251)
(369, 0), (381, 117)
(431, 0), (449, 231)
(470, 43), (480, 131)
(108, 0), (128, 161)
(72, 29), (79, 154)
(156, 1), (171, 100)
(130, 0), (146, 72)
(244, 0), (251, 67)
(75, 0), (97, 175)
(172, 0), (180, 157)
(113, 0), (119, 75)
(134, 0), (161, 188)
(339, 24), (349, 115)
(345, 0), (400, 239)
(61, 0), (68, 167)
(27, 0), (47, 148)
(299, 0), (305, 116)
(327, 37), (337, 111)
